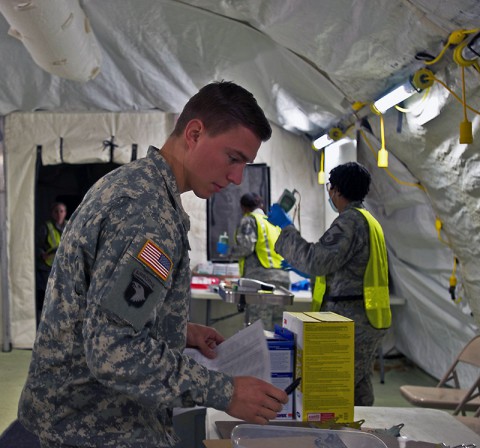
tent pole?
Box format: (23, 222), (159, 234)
(0, 117), (12, 352)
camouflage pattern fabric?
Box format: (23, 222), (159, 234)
(18, 146), (234, 448)
(275, 202), (371, 296)
(229, 209), (290, 329)
(275, 202), (388, 405)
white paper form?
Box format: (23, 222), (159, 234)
(184, 320), (271, 382)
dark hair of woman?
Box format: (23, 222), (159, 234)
(329, 161), (371, 201)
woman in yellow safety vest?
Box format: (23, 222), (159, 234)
(35, 201), (68, 325)
(228, 192), (290, 330)
(267, 162), (391, 406)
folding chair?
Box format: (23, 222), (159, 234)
(456, 403), (480, 436)
(400, 335), (480, 416)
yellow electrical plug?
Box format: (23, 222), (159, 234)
(449, 257), (458, 302)
(458, 66), (473, 144)
(449, 274), (457, 288)
(318, 150), (325, 184)
(369, 104), (389, 167)
(377, 148), (388, 168)
(448, 30), (468, 46)
(352, 101), (366, 112)
(376, 112), (389, 168)
(318, 171), (325, 185)
(449, 273), (457, 301)
(459, 120), (473, 144)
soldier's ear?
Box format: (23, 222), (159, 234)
(185, 120), (204, 148)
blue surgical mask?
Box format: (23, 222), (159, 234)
(328, 196), (338, 213)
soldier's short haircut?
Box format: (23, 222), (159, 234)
(171, 81), (272, 142)
(329, 162), (371, 201)
(51, 202), (67, 212)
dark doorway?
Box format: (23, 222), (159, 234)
(34, 158), (121, 325)
(35, 162), (121, 224)
(206, 163), (271, 262)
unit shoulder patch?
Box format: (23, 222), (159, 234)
(124, 269), (155, 308)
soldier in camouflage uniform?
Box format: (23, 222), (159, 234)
(268, 162), (390, 406)
(229, 192), (290, 330)
(18, 81), (288, 448)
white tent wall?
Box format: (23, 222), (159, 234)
(0, 0), (479, 388)
(356, 117), (479, 386)
(3, 111), (176, 348)
(1, 112), (320, 349)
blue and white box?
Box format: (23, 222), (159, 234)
(265, 325), (295, 420)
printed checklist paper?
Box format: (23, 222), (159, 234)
(184, 320), (271, 382)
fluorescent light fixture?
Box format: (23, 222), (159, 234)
(313, 133), (333, 150)
(373, 81), (417, 114)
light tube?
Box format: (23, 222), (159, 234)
(313, 133), (333, 150)
(373, 81), (417, 114)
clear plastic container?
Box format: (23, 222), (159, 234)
(231, 424), (388, 448)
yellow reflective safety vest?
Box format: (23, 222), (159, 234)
(44, 221), (63, 267)
(312, 208), (391, 329)
(238, 212), (284, 276)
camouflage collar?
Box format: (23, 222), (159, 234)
(146, 146), (190, 232)
(344, 201), (364, 212)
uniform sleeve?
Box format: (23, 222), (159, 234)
(81, 199), (234, 411)
(229, 215), (257, 258)
(274, 212), (361, 277)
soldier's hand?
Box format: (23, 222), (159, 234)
(226, 376), (288, 424)
(186, 322), (225, 359)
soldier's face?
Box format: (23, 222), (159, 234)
(187, 125), (261, 199)
(52, 205), (67, 224)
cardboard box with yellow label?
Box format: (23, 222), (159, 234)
(282, 311), (354, 423)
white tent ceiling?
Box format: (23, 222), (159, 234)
(0, 0), (479, 383)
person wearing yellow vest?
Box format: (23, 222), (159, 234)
(268, 162), (391, 406)
(228, 192), (290, 330)
(35, 201), (67, 325)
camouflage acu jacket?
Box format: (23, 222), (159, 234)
(18, 146), (234, 447)
(275, 202), (370, 297)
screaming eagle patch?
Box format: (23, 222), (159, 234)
(137, 240), (173, 281)
(124, 269), (155, 308)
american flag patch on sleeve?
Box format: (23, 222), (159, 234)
(137, 240), (173, 281)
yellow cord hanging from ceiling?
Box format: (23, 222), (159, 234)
(449, 257), (460, 303)
(359, 129), (424, 190)
(435, 217), (461, 303)
(459, 66), (473, 144)
(369, 106), (388, 167)
(318, 149), (325, 185)
(427, 73), (480, 115)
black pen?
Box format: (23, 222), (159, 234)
(284, 377), (301, 395)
